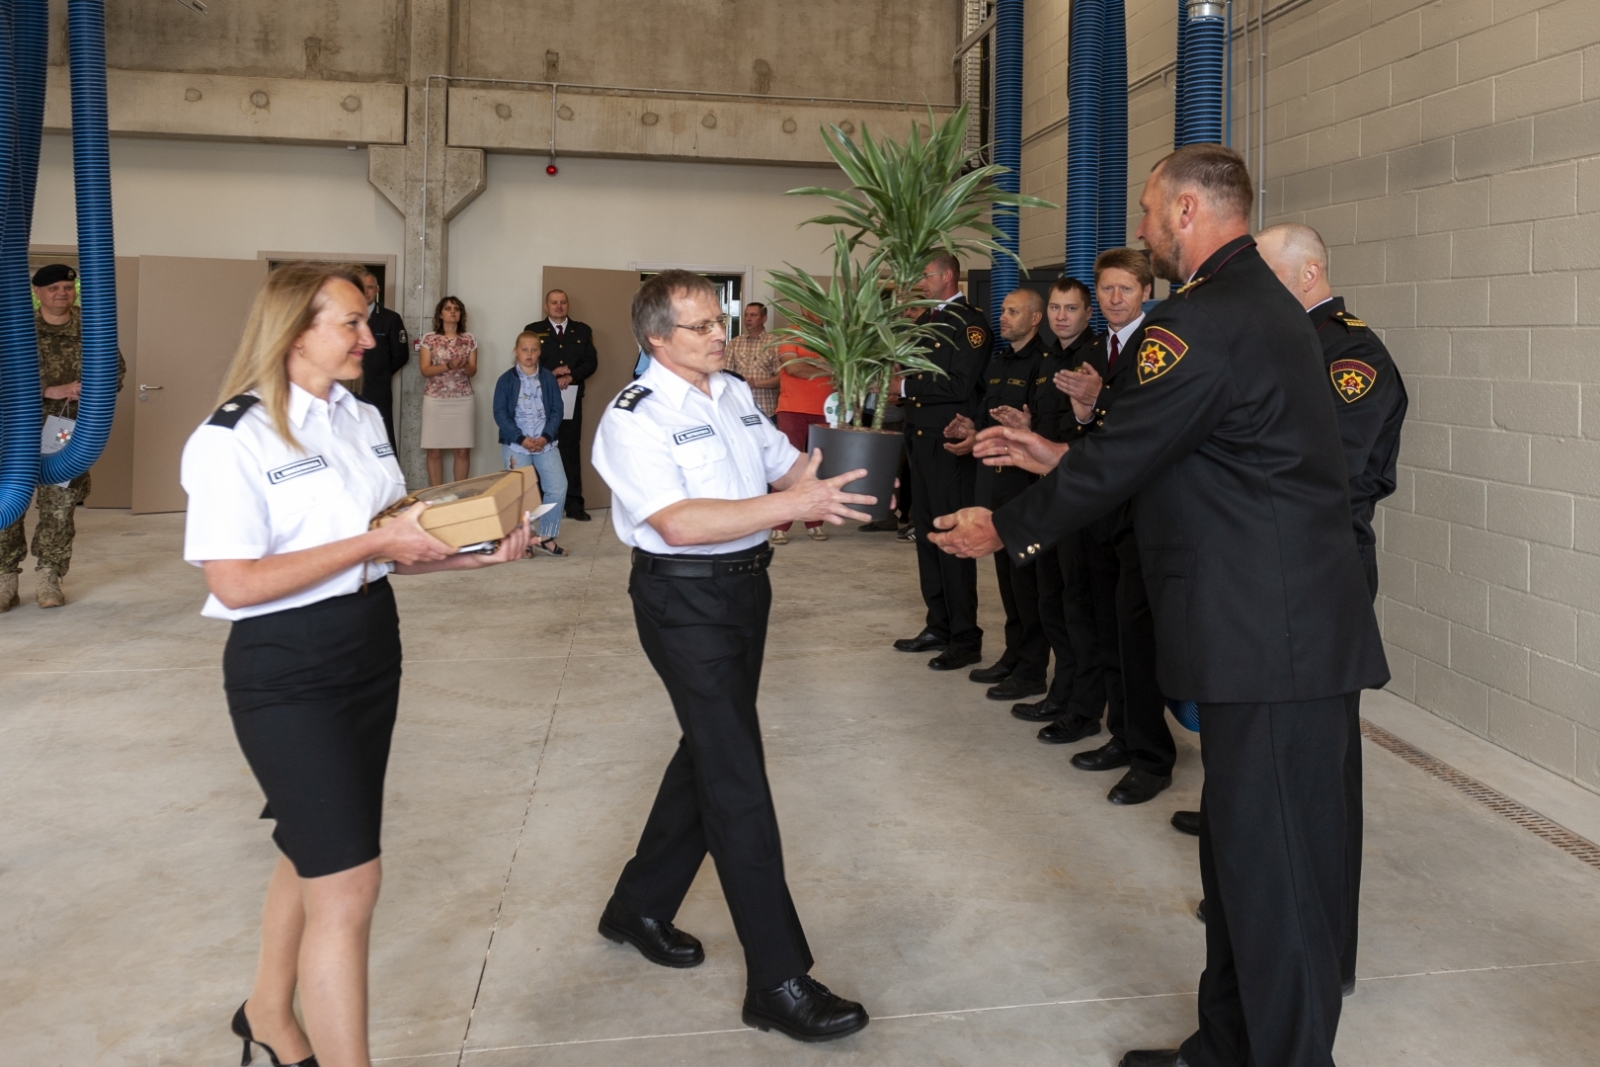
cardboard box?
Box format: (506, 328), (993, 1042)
(372, 466), (542, 549)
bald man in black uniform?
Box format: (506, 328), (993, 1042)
(892, 254), (992, 669)
(931, 144), (1387, 1067)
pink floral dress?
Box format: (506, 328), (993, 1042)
(421, 332), (476, 398)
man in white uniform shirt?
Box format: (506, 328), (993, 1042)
(590, 270), (874, 1043)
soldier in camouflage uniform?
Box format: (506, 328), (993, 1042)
(1, 264), (125, 611)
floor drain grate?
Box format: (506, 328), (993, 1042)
(1361, 718), (1600, 873)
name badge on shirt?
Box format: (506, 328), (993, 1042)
(672, 425), (715, 445)
(267, 456), (329, 484)
(372, 442), (396, 459)
(741, 414), (764, 427)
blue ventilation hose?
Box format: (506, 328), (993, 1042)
(1064, 0), (1103, 305)
(1174, 0), (1190, 145)
(1097, 0), (1129, 256)
(0, 0), (48, 528)
(1177, 1), (1226, 147)
(40, 0), (117, 485)
(989, 0), (1024, 302)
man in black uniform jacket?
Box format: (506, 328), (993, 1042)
(526, 288), (599, 520)
(946, 288), (1051, 700)
(1014, 278), (1108, 735)
(357, 271), (410, 448)
(1257, 221), (1408, 996)
(931, 144), (1388, 1067)
(1036, 249), (1176, 807)
(892, 253), (991, 669)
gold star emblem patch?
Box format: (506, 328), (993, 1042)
(967, 325), (985, 349)
(1136, 326), (1188, 385)
(1329, 358), (1376, 402)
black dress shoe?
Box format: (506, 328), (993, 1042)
(1196, 899), (1207, 924)
(1108, 767), (1172, 805)
(1342, 976), (1356, 997)
(1071, 739), (1130, 771)
(1170, 810), (1200, 836)
(1119, 1051), (1185, 1067)
(928, 647), (982, 670)
(987, 675), (1047, 701)
(1038, 713), (1102, 744)
(232, 1002), (319, 1067)
(893, 630), (947, 653)
(968, 660), (1014, 683)
(568, 509), (592, 522)
(597, 898), (704, 968)
(743, 975), (869, 1042)
(1012, 698), (1066, 722)
(858, 517), (899, 532)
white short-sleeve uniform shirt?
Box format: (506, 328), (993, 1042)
(181, 383), (409, 620)
(591, 360), (801, 556)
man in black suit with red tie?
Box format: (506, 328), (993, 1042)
(1044, 248), (1175, 807)
(526, 289), (599, 521)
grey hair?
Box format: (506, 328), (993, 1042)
(1257, 222), (1329, 274)
(631, 270), (719, 355)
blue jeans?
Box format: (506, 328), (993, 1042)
(502, 444), (567, 540)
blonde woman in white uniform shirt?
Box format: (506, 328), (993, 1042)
(589, 270), (875, 1043)
(180, 263), (527, 1067)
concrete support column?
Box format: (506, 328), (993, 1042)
(367, 0), (485, 487)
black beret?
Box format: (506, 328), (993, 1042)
(32, 264), (77, 287)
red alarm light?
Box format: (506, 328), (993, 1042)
(546, 163), (559, 176)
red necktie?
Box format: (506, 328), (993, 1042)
(556, 324), (564, 337)
(1108, 333), (1121, 370)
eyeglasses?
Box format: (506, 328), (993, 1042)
(674, 314), (728, 336)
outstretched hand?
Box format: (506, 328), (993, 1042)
(990, 404), (1031, 431)
(785, 449), (876, 526)
(927, 507), (1003, 558)
(973, 426), (1069, 476)
(378, 502), (455, 565)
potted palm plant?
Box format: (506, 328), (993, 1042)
(768, 104), (1053, 521)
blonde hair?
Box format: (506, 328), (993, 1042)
(215, 261), (367, 448)
(515, 330), (543, 350)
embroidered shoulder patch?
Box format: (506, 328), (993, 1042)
(741, 413), (764, 427)
(967, 325), (986, 349)
(672, 425), (715, 445)
(267, 456), (328, 485)
(1330, 358), (1377, 403)
(207, 394), (261, 428)
(1136, 327), (1189, 385)
(614, 385), (652, 411)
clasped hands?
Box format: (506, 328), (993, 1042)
(926, 425), (1069, 558)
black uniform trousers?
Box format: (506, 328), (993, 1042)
(908, 430), (981, 650)
(1339, 542), (1381, 986)
(988, 481), (1050, 680)
(1180, 696), (1350, 1067)
(1079, 515), (1174, 776)
(559, 395), (585, 513)
(612, 560), (812, 990)
(1036, 529), (1109, 718)
(367, 389), (398, 449)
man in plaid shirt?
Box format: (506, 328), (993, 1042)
(723, 302), (781, 416)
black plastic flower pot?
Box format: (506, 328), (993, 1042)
(806, 423), (904, 523)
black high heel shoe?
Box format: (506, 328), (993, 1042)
(231, 1002), (319, 1067)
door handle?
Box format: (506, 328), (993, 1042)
(138, 384), (162, 402)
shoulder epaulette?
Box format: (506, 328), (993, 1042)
(1332, 310), (1368, 331)
(207, 394), (261, 428)
(614, 385), (652, 411)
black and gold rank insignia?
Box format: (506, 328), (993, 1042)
(966, 325), (985, 348)
(1136, 327), (1188, 384)
(1330, 358), (1376, 402)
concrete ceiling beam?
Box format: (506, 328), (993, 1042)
(43, 67), (405, 146)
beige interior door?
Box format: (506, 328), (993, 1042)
(131, 256), (268, 514)
(541, 267), (643, 511)
(83, 256), (141, 508)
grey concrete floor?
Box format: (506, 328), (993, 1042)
(3, 507), (1599, 1066)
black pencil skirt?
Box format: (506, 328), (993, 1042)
(223, 579), (403, 878)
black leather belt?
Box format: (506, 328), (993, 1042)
(631, 547), (774, 578)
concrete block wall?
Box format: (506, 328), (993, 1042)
(1257, 0), (1600, 793)
(1020, 0), (1600, 793)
